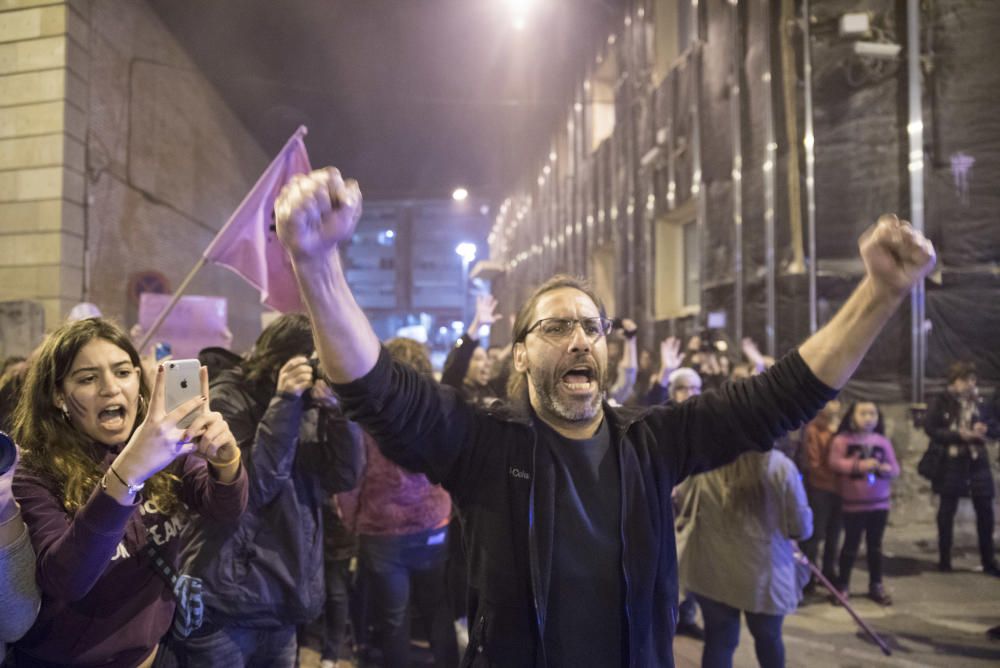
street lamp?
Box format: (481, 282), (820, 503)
(455, 242), (477, 326)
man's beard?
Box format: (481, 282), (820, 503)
(528, 365), (604, 422)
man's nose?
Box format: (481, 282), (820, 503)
(567, 322), (592, 352)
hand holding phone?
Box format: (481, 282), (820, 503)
(164, 360), (202, 429)
(113, 363), (207, 490)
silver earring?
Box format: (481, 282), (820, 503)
(60, 403), (70, 420)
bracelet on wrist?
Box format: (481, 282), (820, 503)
(210, 449), (241, 468)
(109, 465), (145, 496)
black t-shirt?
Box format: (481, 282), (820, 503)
(539, 419), (625, 667)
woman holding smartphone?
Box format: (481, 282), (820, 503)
(10, 318), (248, 667)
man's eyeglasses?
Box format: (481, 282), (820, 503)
(523, 317), (614, 341)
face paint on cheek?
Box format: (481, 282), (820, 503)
(66, 393), (88, 419)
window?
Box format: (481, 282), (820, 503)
(682, 220), (700, 307)
(589, 243), (617, 317)
(587, 51), (617, 153)
(652, 0), (680, 86)
(654, 198), (700, 319)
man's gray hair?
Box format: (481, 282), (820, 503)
(667, 367), (702, 394)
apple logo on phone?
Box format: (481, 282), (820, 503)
(180, 380), (188, 389)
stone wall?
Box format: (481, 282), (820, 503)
(0, 0), (88, 327)
(1, 0), (270, 353)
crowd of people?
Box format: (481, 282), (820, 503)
(0, 164), (993, 668)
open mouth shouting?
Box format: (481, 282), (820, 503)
(96, 403), (129, 431)
(560, 364), (598, 396)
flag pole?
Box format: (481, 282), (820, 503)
(137, 256), (207, 354)
(793, 547), (892, 656)
(138, 124), (309, 352)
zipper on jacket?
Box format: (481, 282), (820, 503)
(527, 426), (548, 667)
(615, 425), (634, 667)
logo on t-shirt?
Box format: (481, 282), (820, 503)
(509, 467), (531, 480)
(110, 499), (188, 562)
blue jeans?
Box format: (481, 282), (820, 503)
(695, 594), (785, 668)
(172, 624), (297, 668)
(322, 557), (353, 661)
(361, 526), (458, 668)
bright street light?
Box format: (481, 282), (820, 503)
(452, 187), (469, 202)
(455, 242), (478, 263)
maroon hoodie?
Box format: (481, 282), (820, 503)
(338, 432), (450, 536)
(12, 449), (247, 667)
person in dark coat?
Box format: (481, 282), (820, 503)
(172, 314), (363, 667)
(274, 168), (934, 667)
(924, 361), (999, 575)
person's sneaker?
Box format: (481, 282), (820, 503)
(675, 620), (705, 641)
(868, 583), (893, 606)
(319, 661), (336, 668)
(983, 562), (1000, 577)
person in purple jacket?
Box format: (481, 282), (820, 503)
(827, 401), (900, 606)
(9, 318), (248, 668)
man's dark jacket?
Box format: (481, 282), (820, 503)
(334, 346), (834, 667)
(179, 367), (363, 627)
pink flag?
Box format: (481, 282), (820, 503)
(203, 126), (311, 313)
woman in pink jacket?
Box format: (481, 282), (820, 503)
(828, 401), (900, 605)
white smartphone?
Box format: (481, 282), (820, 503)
(163, 359), (202, 429)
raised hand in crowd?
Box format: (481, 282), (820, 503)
(275, 168), (363, 262)
(799, 214), (935, 389)
(274, 168), (374, 383)
(654, 336), (683, 388)
(277, 355), (315, 398)
(469, 294), (501, 336)
(741, 337), (767, 373)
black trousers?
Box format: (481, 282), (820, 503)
(801, 486), (842, 581)
(838, 509), (888, 591)
(937, 494), (997, 569)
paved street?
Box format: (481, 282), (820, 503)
(300, 499), (1000, 667)
(675, 510), (1000, 667)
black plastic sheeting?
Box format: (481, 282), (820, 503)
(810, 0), (905, 260)
(924, 0), (1000, 267)
(496, 0), (999, 393)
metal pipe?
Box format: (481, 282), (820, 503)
(761, 0), (777, 357)
(691, 0), (705, 319)
(907, 0), (926, 405)
(731, 0), (744, 345)
(802, 0), (818, 333)
(693, 105), (707, 323)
